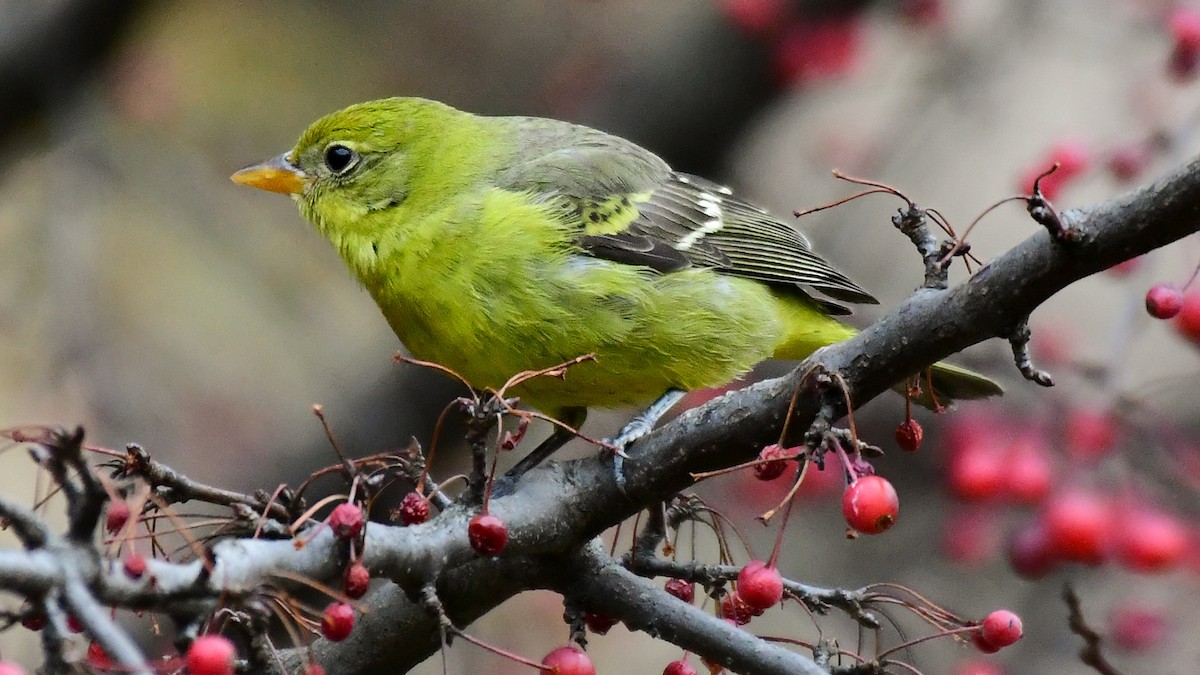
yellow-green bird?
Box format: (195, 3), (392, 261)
(232, 97), (1000, 477)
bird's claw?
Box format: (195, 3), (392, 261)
(610, 446), (628, 494)
(604, 389), (686, 495)
(608, 442), (631, 460)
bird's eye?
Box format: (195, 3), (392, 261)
(324, 144), (357, 174)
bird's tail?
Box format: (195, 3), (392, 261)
(906, 361), (1004, 410)
(772, 292), (1002, 410)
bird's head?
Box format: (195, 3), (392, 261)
(231, 97), (476, 236)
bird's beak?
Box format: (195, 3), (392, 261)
(230, 152), (307, 195)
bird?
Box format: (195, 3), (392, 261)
(231, 97), (1001, 480)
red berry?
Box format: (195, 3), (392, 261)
(1146, 284), (1184, 319)
(343, 562), (370, 599)
(1108, 256), (1144, 276)
(0, 662), (26, 675)
(106, 500), (131, 535)
(328, 503), (364, 539)
(1030, 323), (1072, 368)
(304, 666), (327, 675)
(1176, 291), (1200, 344)
(943, 413), (997, 456)
(1169, 43), (1200, 81)
(1106, 143), (1152, 183)
(752, 444), (791, 481)
(584, 612), (618, 635)
(398, 491), (429, 526)
(186, 635), (236, 675)
(971, 630), (1001, 654)
(736, 560), (784, 611)
(87, 642), (112, 669)
(1020, 140), (1090, 199)
(772, 18), (862, 86)
(67, 614), (84, 633)
(842, 475), (899, 534)
(19, 601), (45, 632)
(1019, 165), (1063, 200)
(1114, 507), (1188, 573)
(979, 609), (1023, 649)
(895, 418), (923, 452)
(1169, 7), (1200, 51)
(468, 513), (508, 556)
(720, 593), (758, 625)
(1043, 490), (1111, 564)
(951, 659), (1004, 675)
(1065, 407), (1118, 460)
(719, 0), (789, 38)
(1007, 521), (1058, 579)
(122, 552), (147, 580)
(320, 602), (355, 642)
(1109, 604), (1167, 651)
(1004, 435), (1053, 504)
(793, 460), (841, 498)
(941, 507), (1001, 566)
(664, 578), (695, 604)
(1050, 140), (1091, 178)
(540, 645), (595, 675)
(947, 440), (1006, 501)
(663, 659), (699, 675)
(899, 0), (945, 27)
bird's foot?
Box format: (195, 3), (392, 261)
(605, 428), (643, 494)
(605, 389), (686, 492)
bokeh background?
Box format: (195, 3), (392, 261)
(2, 0), (1200, 673)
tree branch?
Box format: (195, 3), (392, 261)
(554, 541), (829, 675)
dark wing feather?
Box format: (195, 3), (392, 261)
(578, 232), (692, 272)
(664, 174), (876, 304)
(492, 120), (876, 310)
(576, 172), (878, 307)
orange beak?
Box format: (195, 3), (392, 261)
(230, 152), (307, 195)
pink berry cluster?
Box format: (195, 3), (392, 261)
(716, 0), (869, 86)
(747, 443), (901, 536)
(1017, 135), (1166, 202)
(1017, 141), (1091, 201)
(718, 0), (950, 88)
(1167, 6), (1200, 80)
(1010, 8), (1200, 200)
(937, 413), (1193, 579)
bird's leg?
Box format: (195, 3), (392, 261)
(503, 407), (588, 482)
(610, 389), (686, 489)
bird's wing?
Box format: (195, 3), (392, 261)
(495, 123), (877, 311)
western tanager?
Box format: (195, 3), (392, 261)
(232, 97), (1000, 474)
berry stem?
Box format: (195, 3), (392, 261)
(419, 401), (460, 494)
(482, 416), (505, 512)
(875, 624), (981, 660)
(830, 436), (860, 483)
(766, 493), (794, 568)
(450, 629), (548, 670)
(1182, 256), (1200, 291)
(830, 372), (861, 449)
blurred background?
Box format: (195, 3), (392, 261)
(2, 0), (1200, 673)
